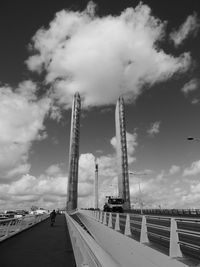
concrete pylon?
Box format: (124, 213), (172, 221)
(115, 96), (130, 210)
(66, 92), (81, 211)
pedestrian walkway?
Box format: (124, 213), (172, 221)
(0, 214), (76, 267)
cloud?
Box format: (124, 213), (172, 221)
(169, 165), (180, 175)
(191, 98), (199, 105)
(1, 154), (200, 210)
(170, 13), (200, 47)
(0, 173), (68, 211)
(0, 83), (51, 180)
(156, 170), (165, 181)
(16, 80), (38, 100)
(6, 164), (31, 178)
(79, 153), (96, 183)
(45, 163), (64, 176)
(181, 79), (199, 95)
(181, 79), (200, 104)
(27, 2), (191, 108)
(183, 160), (200, 176)
(111, 131), (138, 164)
(147, 121), (161, 137)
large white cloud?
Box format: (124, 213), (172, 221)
(0, 83), (51, 180)
(27, 2), (191, 108)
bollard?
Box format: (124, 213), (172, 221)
(103, 212), (107, 225)
(115, 213), (120, 231)
(108, 213), (112, 228)
(97, 210), (101, 222)
(124, 213), (131, 236)
(140, 215), (149, 243)
(99, 211), (103, 223)
(169, 218), (182, 258)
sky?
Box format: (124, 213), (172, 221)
(0, 0), (200, 211)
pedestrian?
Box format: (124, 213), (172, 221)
(50, 209), (57, 226)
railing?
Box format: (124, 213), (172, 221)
(65, 211), (120, 267)
(0, 213), (49, 241)
(65, 209), (188, 267)
(89, 210), (200, 259)
(131, 208), (200, 217)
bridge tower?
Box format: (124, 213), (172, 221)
(115, 96), (130, 210)
(94, 158), (99, 209)
(66, 92), (81, 211)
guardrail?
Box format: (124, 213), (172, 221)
(84, 210), (200, 260)
(66, 209), (188, 267)
(130, 208), (200, 217)
(0, 213), (49, 241)
(65, 211), (120, 267)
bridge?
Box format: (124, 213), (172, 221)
(0, 209), (200, 266)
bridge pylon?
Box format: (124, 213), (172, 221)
(66, 92), (81, 211)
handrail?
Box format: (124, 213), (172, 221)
(64, 212), (121, 267)
(0, 213), (49, 241)
(70, 209), (187, 267)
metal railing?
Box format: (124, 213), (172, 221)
(0, 213), (49, 241)
(131, 208), (200, 217)
(88, 210), (200, 259)
(66, 209), (188, 267)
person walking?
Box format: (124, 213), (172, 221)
(50, 209), (57, 226)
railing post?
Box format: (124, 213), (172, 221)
(114, 213), (120, 231)
(103, 212), (107, 225)
(99, 211), (103, 223)
(17, 219), (23, 231)
(169, 218), (182, 258)
(140, 215), (149, 243)
(108, 213), (112, 228)
(97, 211), (100, 221)
(5, 221), (12, 237)
(96, 211), (98, 220)
(124, 213), (131, 236)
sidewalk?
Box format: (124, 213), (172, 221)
(0, 214), (76, 267)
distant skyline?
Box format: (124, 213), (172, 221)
(0, 0), (200, 211)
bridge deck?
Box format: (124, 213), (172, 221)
(0, 214), (76, 267)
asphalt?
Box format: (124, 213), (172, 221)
(0, 214), (76, 267)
